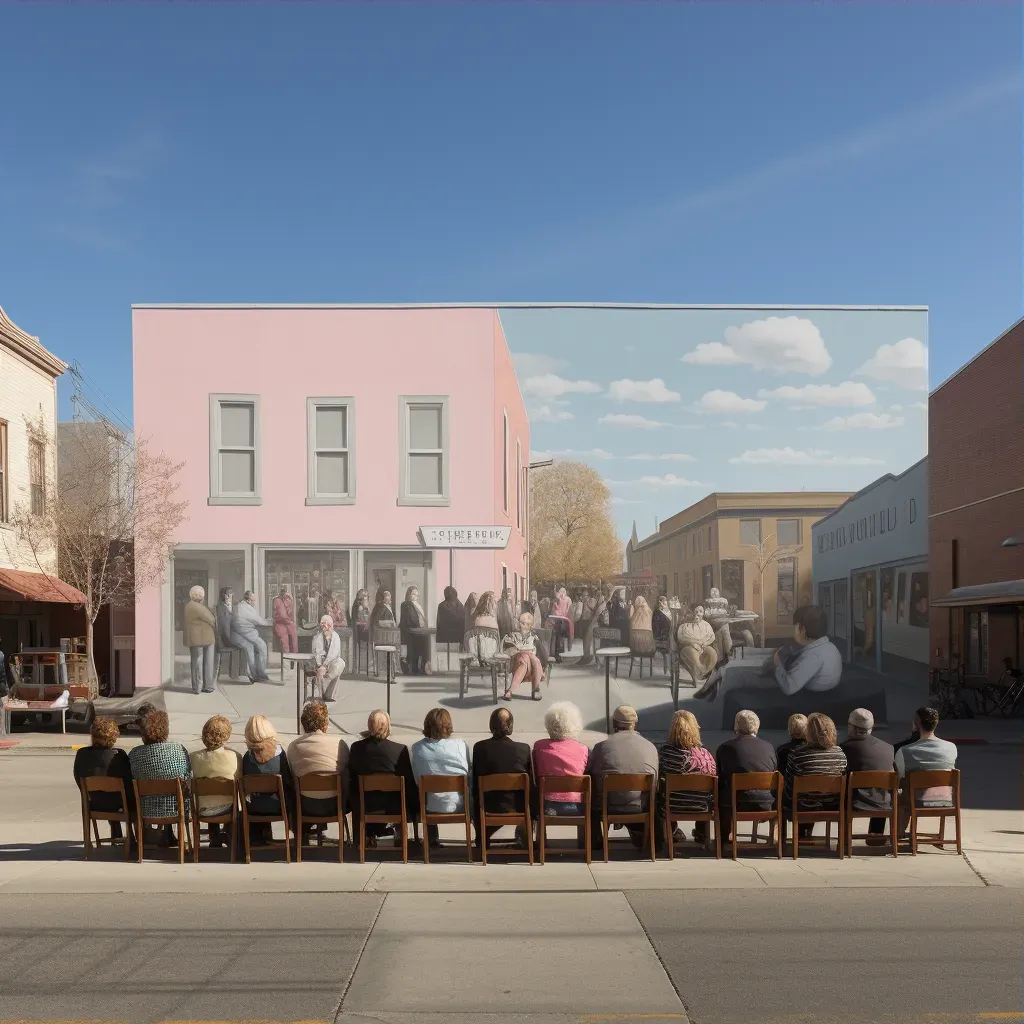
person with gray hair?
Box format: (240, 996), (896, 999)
(841, 706), (896, 844)
(533, 702), (590, 817)
(183, 584), (218, 694)
(231, 589), (271, 682)
(714, 709), (777, 843)
(311, 613), (346, 701)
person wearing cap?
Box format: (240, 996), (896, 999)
(840, 707), (895, 843)
(586, 705), (659, 849)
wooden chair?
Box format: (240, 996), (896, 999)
(601, 773), (657, 862)
(730, 772), (783, 860)
(190, 777), (239, 863)
(478, 773), (533, 865)
(534, 627), (555, 684)
(790, 775), (846, 859)
(845, 770), (899, 858)
(906, 769), (962, 855)
(538, 775), (591, 865)
(593, 628), (622, 675)
(79, 777), (134, 861)
(663, 774), (721, 860)
(458, 627), (501, 702)
(133, 778), (191, 865)
(294, 772), (346, 864)
(239, 775), (292, 864)
(418, 774), (473, 864)
(628, 631), (655, 679)
(358, 774), (409, 863)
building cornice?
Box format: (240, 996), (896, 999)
(0, 306), (67, 379)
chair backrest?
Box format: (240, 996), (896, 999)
(848, 770), (898, 790)
(663, 773), (715, 796)
(534, 626), (552, 648)
(478, 772), (529, 796)
(81, 776), (127, 797)
(135, 778), (184, 798)
(539, 774), (590, 799)
(360, 773), (405, 794)
(792, 774), (845, 798)
(603, 772), (655, 794)
(420, 773), (469, 797)
(192, 777), (236, 800)
(295, 771), (342, 797)
(907, 769), (959, 796)
(463, 627), (500, 664)
(241, 774), (283, 796)
(375, 623), (401, 642)
(731, 771), (780, 793)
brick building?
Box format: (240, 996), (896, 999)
(930, 316), (1024, 680)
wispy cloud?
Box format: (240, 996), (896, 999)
(607, 378), (681, 403)
(624, 453), (696, 462)
(529, 405), (574, 423)
(599, 413), (669, 430)
(609, 474), (710, 488)
(521, 373), (602, 400)
(729, 447), (884, 466)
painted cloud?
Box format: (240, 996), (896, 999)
(855, 337), (928, 391)
(681, 316), (832, 376)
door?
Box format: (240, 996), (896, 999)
(365, 565), (397, 603)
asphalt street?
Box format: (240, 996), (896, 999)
(0, 889), (1020, 1023)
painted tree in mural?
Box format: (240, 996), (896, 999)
(7, 417), (188, 688)
(529, 460), (622, 586)
(741, 532), (802, 646)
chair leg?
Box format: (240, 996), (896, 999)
(538, 815), (546, 866)
(243, 809), (252, 864)
(137, 812), (145, 864)
(465, 813), (473, 864)
(400, 817), (408, 863)
(602, 815), (610, 863)
(230, 814), (237, 864)
(526, 810), (534, 865)
(792, 817), (799, 860)
(192, 815), (200, 864)
(91, 818), (102, 850)
(283, 818), (292, 864)
(359, 817), (366, 864)
(82, 809), (93, 861)
(648, 814), (656, 862)
(628, 656), (634, 678)
(665, 813), (674, 861)
(776, 816), (783, 859)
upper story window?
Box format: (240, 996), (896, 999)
(29, 437), (45, 516)
(398, 395), (450, 507)
(0, 419), (8, 523)
(306, 398), (355, 505)
(209, 394), (262, 506)
(739, 518), (762, 547)
(516, 440), (522, 531)
(777, 518), (801, 546)
(502, 410), (509, 514)
(708, 526), (713, 550)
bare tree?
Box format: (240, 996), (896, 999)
(529, 461), (622, 586)
(741, 532), (802, 646)
(6, 416), (188, 690)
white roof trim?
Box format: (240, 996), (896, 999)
(131, 302), (929, 312)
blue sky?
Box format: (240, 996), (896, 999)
(0, 2), (1020, 533)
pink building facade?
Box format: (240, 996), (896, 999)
(133, 306), (529, 687)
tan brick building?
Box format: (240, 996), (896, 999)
(930, 317), (1024, 681)
(625, 491), (853, 645)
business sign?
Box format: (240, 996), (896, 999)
(420, 526), (511, 549)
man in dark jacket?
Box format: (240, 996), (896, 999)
(348, 710), (418, 843)
(472, 707), (534, 849)
(215, 587), (242, 681)
(716, 709), (778, 842)
(840, 707), (896, 841)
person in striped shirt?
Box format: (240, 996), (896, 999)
(658, 710), (717, 847)
(783, 712), (847, 837)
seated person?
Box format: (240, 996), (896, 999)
(410, 707), (471, 846)
(287, 700), (350, 839)
(311, 614), (346, 702)
(189, 714), (241, 849)
(658, 710), (716, 846)
(472, 707), (534, 849)
(349, 710), (418, 847)
(715, 710), (777, 843)
(840, 708), (895, 844)
(587, 705), (659, 849)
(895, 706), (958, 834)
(783, 712), (847, 838)
(399, 585), (432, 676)
(74, 716), (134, 845)
(128, 711), (192, 847)
(629, 596), (657, 657)
(502, 610), (546, 701)
(683, 605), (734, 696)
(533, 701), (590, 818)
(776, 714), (808, 777)
(241, 714), (293, 844)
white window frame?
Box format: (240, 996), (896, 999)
(209, 393), (262, 506)
(305, 397), (356, 506)
(502, 409), (509, 515)
(397, 395), (450, 507)
(516, 439), (522, 532)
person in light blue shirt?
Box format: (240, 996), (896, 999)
(410, 707), (472, 846)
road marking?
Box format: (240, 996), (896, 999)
(578, 1016), (690, 1022)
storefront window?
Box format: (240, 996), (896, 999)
(881, 568), (895, 625)
(818, 583), (833, 635)
(264, 550), (351, 640)
(833, 580), (848, 639)
(777, 557), (797, 624)
(909, 571), (929, 628)
(721, 559), (744, 609)
(966, 610), (988, 676)
(852, 570), (877, 666)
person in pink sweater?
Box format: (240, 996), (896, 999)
(532, 701), (590, 816)
(273, 586), (298, 654)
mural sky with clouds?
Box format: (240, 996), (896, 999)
(498, 305), (929, 542)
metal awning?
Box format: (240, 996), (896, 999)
(931, 579), (1024, 608)
(0, 568), (86, 604)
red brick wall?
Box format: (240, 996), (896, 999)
(929, 318), (1024, 670)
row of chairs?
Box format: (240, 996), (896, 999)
(79, 768), (962, 866)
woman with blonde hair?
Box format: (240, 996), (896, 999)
(501, 610), (546, 702)
(241, 714), (293, 843)
(776, 713), (808, 777)
(473, 591), (498, 629)
(783, 712), (847, 833)
(629, 595), (656, 657)
(190, 715), (240, 848)
(657, 709), (716, 845)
